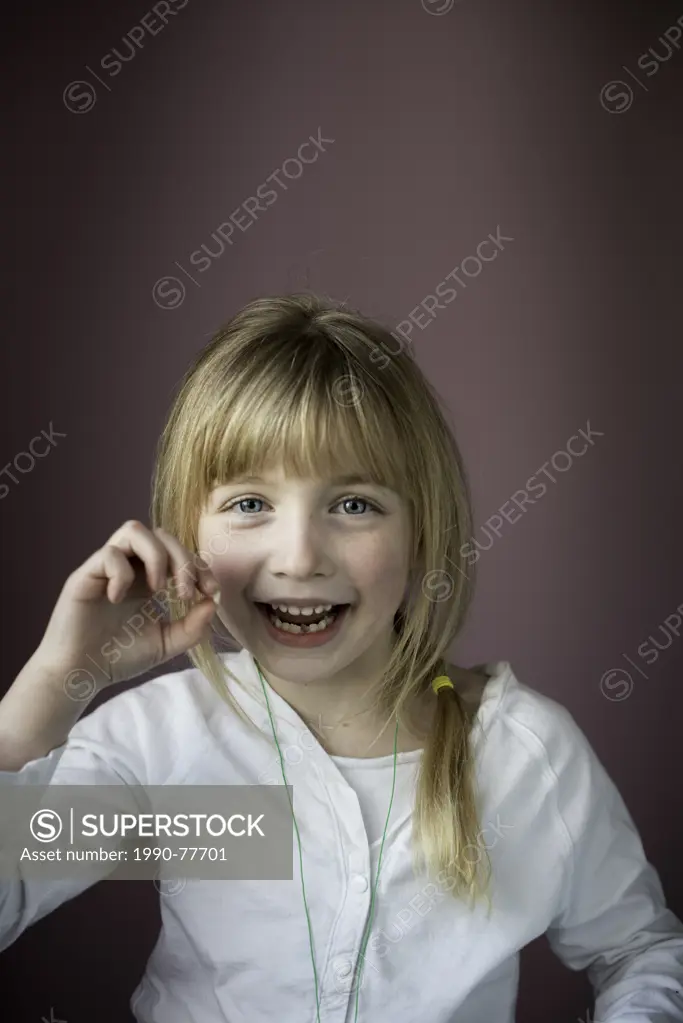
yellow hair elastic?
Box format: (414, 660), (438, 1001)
(432, 675), (454, 695)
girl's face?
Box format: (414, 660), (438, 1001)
(196, 464), (412, 687)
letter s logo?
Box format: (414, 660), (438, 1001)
(30, 809), (63, 842)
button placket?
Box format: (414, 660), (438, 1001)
(319, 832), (378, 1010)
(242, 660), (384, 1018)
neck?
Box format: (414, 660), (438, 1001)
(253, 638), (435, 758)
(258, 638), (393, 728)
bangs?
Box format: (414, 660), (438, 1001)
(201, 341), (410, 498)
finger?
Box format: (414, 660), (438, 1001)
(72, 544), (137, 603)
(152, 528), (221, 601)
(160, 596), (217, 661)
(102, 546), (137, 603)
(106, 521), (170, 593)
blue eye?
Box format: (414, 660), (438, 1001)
(220, 494), (382, 516)
(223, 497), (266, 514)
(334, 495), (381, 515)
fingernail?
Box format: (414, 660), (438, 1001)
(212, 589), (222, 605)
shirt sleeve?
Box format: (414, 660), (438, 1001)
(0, 689), (148, 953)
(544, 707), (683, 1021)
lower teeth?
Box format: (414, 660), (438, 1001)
(267, 611), (339, 634)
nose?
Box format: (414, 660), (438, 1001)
(268, 512), (332, 580)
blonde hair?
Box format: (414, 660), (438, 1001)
(150, 292), (492, 909)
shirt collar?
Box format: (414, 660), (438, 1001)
(219, 649), (514, 745)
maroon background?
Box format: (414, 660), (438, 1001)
(3, 0), (682, 1020)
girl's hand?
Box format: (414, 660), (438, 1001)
(33, 521), (220, 688)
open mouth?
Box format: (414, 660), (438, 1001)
(254, 602), (350, 635)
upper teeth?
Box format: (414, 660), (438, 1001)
(269, 604), (333, 615)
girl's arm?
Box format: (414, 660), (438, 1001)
(0, 519), (220, 948)
(0, 682), (149, 952)
(544, 709), (683, 1020)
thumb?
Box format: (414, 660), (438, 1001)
(161, 597), (218, 660)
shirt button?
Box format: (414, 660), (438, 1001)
(351, 874), (369, 893)
(336, 961), (353, 978)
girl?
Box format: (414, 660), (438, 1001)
(0, 293), (681, 1023)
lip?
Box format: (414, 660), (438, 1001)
(254, 598), (347, 608)
(253, 602), (350, 648)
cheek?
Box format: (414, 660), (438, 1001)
(195, 519), (234, 568)
(206, 556), (250, 591)
(345, 535), (410, 597)
(195, 521), (251, 588)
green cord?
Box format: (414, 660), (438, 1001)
(255, 659), (400, 1023)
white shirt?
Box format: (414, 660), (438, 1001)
(1, 648), (682, 1023)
